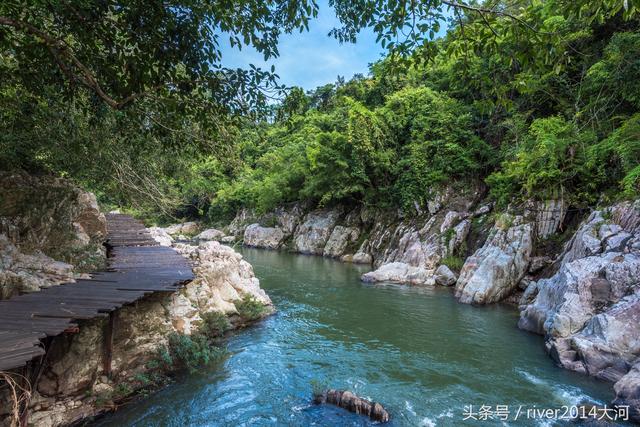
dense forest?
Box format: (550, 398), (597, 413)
(1, 0), (638, 222)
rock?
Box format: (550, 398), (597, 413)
(613, 362), (640, 423)
(293, 208), (341, 255)
(440, 211), (462, 233)
(446, 220), (470, 255)
(434, 264), (457, 286)
(528, 256), (551, 274)
(0, 234), (76, 299)
(518, 201), (640, 417)
(314, 389), (390, 423)
(323, 226), (359, 258)
(351, 252), (373, 264)
(530, 198), (567, 238)
(561, 211), (607, 264)
(243, 223), (285, 249)
(195, 228), (225, 241)
(164, 221), (200, 236)
(361, 262), (435, 286)
(473, 203), (493, 217)
(0, 171), (106, 265)
(220, 236), (235, 243)
(147, 226), (173, 247)
(455, 215), (533, 304)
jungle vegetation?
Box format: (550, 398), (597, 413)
(1, 0), (638, 221)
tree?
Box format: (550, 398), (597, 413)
(0, 0), (320, 113)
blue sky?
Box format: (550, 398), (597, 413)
(218, 1), (387, 91)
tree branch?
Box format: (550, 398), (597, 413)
(0, 16), (140, 109)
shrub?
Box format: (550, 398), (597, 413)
(235, 295), (267, 321)
(200, 311), (231, 338)
(487, 117), (597, 206)
(163, 333), (227, 373)
(441, 255), (465, 272)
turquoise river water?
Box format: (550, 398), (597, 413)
(93, 247), (626, 426)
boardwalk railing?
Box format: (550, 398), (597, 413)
(0, 214), (194, 371)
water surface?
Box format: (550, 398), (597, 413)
(94, 248), (620, 426)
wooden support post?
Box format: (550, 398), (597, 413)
(103, 311), (115, 378)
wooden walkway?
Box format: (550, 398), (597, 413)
(0, 214), (194, 371)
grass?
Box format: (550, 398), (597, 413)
(441, 255), (465, 272)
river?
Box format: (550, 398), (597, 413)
(94, 247), (622, 426)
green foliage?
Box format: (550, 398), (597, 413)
(441, 255), (465, 272)
(200, 311), (231, 338)
(381, 87), (495, 208)
(235, 295), (267, 322)
(161, 333), (227, 374)
(2, 0), (639, 221)
(487, 117), (597, 206)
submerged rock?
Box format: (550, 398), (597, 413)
(314, 389), (390, 423)
(455, 215), (533, 304)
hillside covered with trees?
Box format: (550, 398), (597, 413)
(1, 0), (638, 221)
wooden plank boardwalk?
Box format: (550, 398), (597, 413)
(0, 213), (194, 371)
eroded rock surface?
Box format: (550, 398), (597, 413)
(294, 208), (342, 255)
(518, 201), (640, 419)
(455, 215), (533, 304)
(0, 173), (107, 298)
(243, 223), (285, 249)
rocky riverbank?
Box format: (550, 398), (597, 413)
(0, 174), (273, 427)
(189, 187), (640, 421)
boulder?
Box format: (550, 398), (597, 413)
(351, 252), (373, 264)
(243, 223), (285, 249)
(164, 221), (200, 236)
(613, 362), (640, 423)
(455, 215), (533, 304)
(0, 234), (76, 299)
(434, 264), (457, 286)
(195, 228), (225, 241)
(293, 209), (341, 255)
(361, 262), (435, 286)
(323, 226), (360, 258)
(147, 226), (173, 247)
